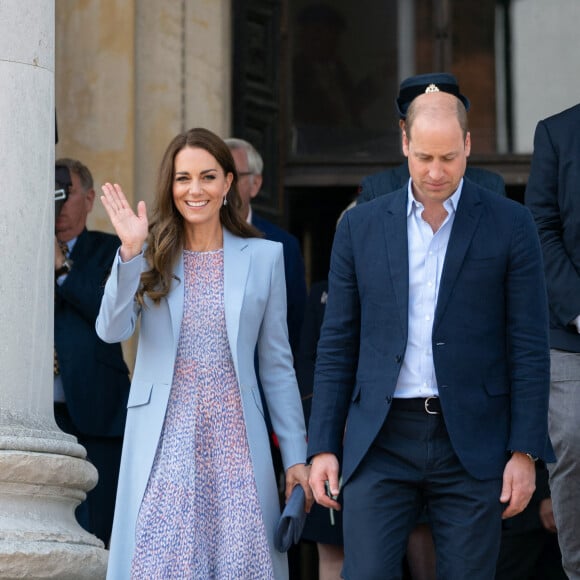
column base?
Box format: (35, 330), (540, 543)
(0, 445), (108, 579)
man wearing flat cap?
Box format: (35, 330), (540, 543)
(307, 76), (553, 578)
(358, 72), (505, 202)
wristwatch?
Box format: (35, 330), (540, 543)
(55, 257), (73, 277)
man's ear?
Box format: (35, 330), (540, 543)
(250, 174), (263, 200)
(401, 125), (410, 157)
(465, 132), (471, 158)
(85, 188), (95, 212)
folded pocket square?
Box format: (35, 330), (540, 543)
(274, 485), (307, 552)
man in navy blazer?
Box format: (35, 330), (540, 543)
(54, 158), (130, 545)
(307, 85), (553, 579)
(525, 103), (580, 578)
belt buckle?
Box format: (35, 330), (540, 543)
(424, 396), (440, 415)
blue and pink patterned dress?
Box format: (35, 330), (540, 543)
(130, 249), (274, 579)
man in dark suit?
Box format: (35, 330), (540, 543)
(54, 158), (130, 545)
(225, 138), (307, 353)
(307, 85), (553, 579)
(357, 73), (554, 578)
(525, 104), (580, 579)
(358, 73), (505, 204)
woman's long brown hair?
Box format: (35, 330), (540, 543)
(137, 127), (261, 305)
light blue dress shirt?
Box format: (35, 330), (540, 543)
(394, 179), (464, 399)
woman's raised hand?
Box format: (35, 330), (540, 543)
(101, 182), (149, 262)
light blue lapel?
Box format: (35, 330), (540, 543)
(382, 189), (409, 338)
(223, 228), (250, 374)
(167, 251), (185, 347)
(434, 185), (483, 327)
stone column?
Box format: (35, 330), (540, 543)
(0, 2), (107, 578)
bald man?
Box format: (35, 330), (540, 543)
(307, 90), (553, 579)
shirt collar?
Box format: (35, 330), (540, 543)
(406, 177), (464, 217)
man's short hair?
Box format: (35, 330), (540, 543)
(224, 138), (264, 176)
(55, 158), (94, 192)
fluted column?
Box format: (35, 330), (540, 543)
(0, 2), (107, 578)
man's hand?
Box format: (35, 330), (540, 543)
(539, 497), (557, 533)
(309, 453), (341, 510)
(500, 452), (536, 518)
(285, 463), (314, 512)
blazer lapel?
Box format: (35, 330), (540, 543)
(223, 228), (250, 374)
(434, 185), (483, 326)
(383, 189), (409, 337)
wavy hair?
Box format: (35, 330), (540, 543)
(138, 127), (261, 305)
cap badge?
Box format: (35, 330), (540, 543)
(425, 83), (440, 94)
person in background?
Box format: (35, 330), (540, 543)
(357, 72), (505, 204)
(525, 103), (580, 580)
(53, 158), (130, 546)
(307, 86), (553, 579)
(225, 137), (307, 354)
(96, 127), (312, 579)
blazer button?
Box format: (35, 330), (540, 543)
(386, 396), (393, 404)
(395, 355), (402, 363)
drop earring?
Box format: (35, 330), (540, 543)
(223, 196), (228, 206)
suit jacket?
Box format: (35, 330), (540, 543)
(525, 103), (580, 352)
(252, 213), (307, 354)
(307, 179), (553, 485)
(358, 162), (506, 203)
(54, 228), (130, 437)
(97, 228), (307, 580)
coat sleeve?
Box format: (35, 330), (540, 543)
(256, 244), (308, 470)
(96, 250), (145, 343)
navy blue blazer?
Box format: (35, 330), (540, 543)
(307, 179), (553, 484)
(358, 162), (506, 203)
(54, 228), (130, 437)
(252, 213), (307, 354)
(525, 103), (580, 352)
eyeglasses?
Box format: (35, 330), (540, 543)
(238, 171), (254, 178)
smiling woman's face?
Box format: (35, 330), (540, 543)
(172, 146), (233, 232)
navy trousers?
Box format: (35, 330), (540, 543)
(342, 404), (503, 580)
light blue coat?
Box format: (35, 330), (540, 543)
(96, 229), (307, 580)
